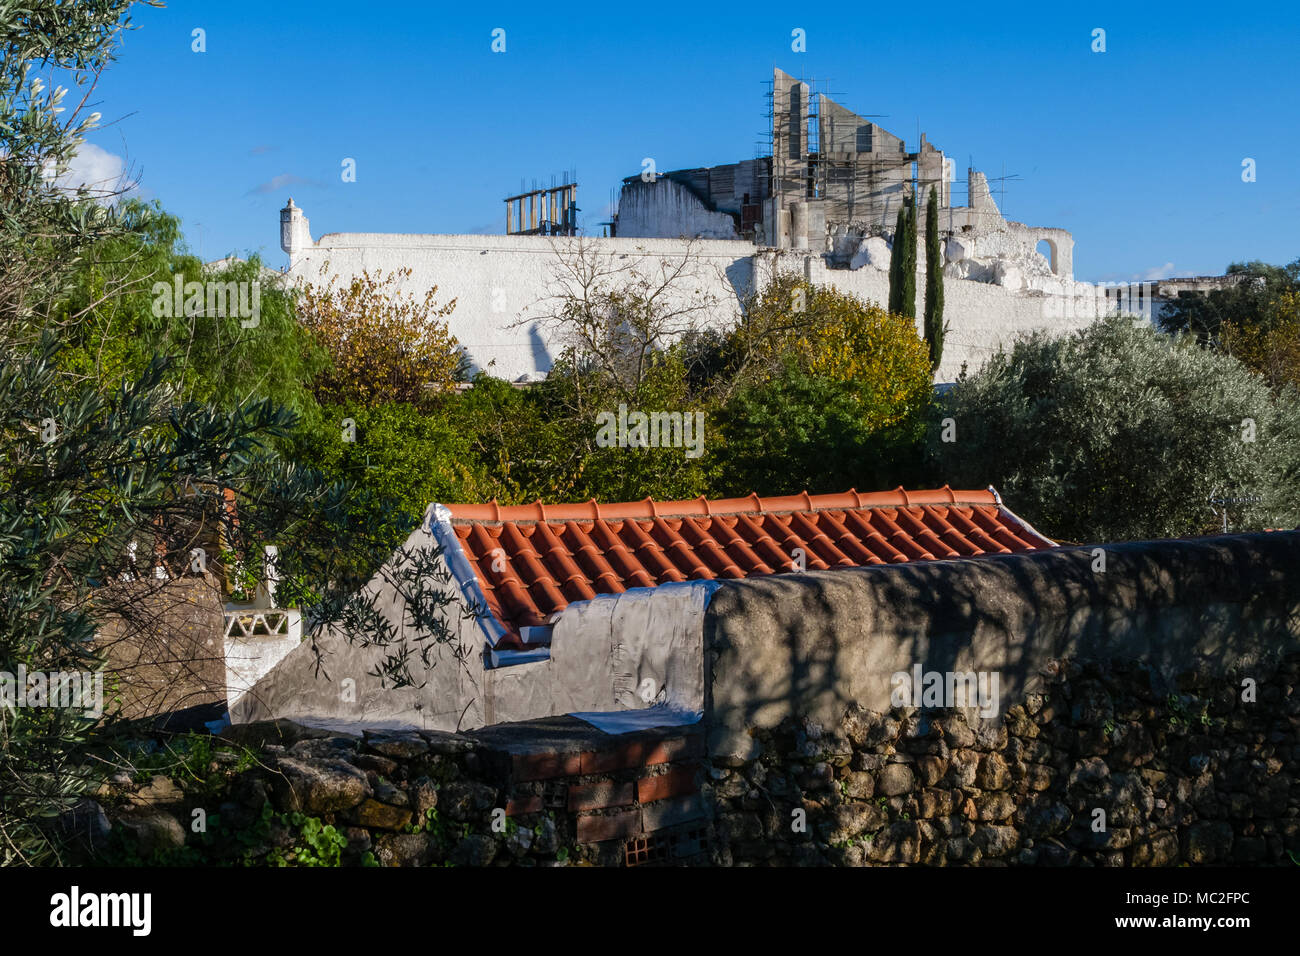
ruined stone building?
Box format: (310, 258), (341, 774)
(614, 68), (1074, 291)
(273, 68), (1213, 385)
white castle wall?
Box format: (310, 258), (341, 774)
(788, 256), (1111, 382)
(284, 215), (1114, 385)
(287, 231), (757, 381)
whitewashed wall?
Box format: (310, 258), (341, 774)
(288, 233), (756, 381)
(287, 227), (1111, 384)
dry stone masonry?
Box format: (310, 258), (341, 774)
(707, 654), (1299, 866)
(87, 648), (1299, 866)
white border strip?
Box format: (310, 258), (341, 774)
(987, 485), (1056, 547)
(427, 503), (511, 648)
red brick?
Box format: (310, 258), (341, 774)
(513, 750), (583, 782)
(580, 740), (645, 775)
(644, 735), (704, 766)
(567, 780), (635, 812)
(505, 795), (543, 816)
(576, 807), (642, 845)
(637, 766), (699, 804)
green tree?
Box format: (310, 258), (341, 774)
(1, 1), (148, 862)
(298, 267), (461, 412)
(290, 399), (481, 550)
(717, 275), (933, 494)
(0, 2), (450, 864)
(923, 186), (945, 373)
(933, 316), (1300, 543)
(1, 339), (419, 863)
(1158, 259), (1300, 343)
(543, 349), (717, 504)
(717, 362), (928, 495)
(451, 373), (576, 503)
(1221, 302), (1300, 394)
(55, 199), (324, 416)
(0, 0), (150, 342)
(888, 206), (906, 316)
(900, 199), (917, 320)
(730, 274), (932, 417)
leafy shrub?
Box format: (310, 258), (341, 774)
(291, 400), (480, 548)
(717, 276), (933, 495)
(298, 267), (462, 411)
(716, 362), (926, 495)
(56, 200), (324, 416)
(933, 316), (1300, 542)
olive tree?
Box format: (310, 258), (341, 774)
(933, 316), (1300, 543)
(0, 1), (463, 864)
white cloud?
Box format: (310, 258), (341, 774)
(47, 142), (138, 201)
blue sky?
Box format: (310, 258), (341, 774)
(78, 0), (1300, 281)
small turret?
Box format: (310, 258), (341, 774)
(279, 198), (312, 260)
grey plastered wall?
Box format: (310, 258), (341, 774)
(702, 533), (1300, 759)
(487, 580), (715, 725)
(233, 529), (716, 733)
(232, 521), (489, 734)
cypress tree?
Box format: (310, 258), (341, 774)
(900, 198), (917, 319)
(887, 205), (906, 315)
(924, 185), (945, 372)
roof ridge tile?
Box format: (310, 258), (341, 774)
(444, 487), (1004, 524)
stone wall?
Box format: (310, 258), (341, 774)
(86, 717), (712, 867)
(707, 652), (1300, 865)
(199, 529), (1300, 865)
(91, 646), (1300, 866)
(704, 532), (1300, 762)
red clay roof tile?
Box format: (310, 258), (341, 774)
(444, 486), (1053, 644)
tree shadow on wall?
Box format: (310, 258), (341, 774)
(702, 532), (1300, 752)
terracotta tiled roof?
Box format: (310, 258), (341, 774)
(442, 486), (1054, 644)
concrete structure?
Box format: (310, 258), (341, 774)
(613, 68), (1076, 285)
(503, 179), (578, 236)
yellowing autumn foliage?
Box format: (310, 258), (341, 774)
(298, 267), (462, 409)
(1220, 292), (1300, 394)
(735, 272), (933, 429)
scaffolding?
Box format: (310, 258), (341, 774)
(504, 171), (579, 236)
(764, 72), (922, 234)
